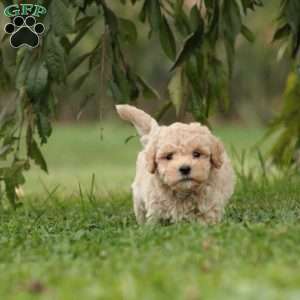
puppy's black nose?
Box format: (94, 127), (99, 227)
(179, 165), (191, 175)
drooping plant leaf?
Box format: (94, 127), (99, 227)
(45, 34), (66, 82)
(119, 18), (138, 44)
(26, 61), (49, 100)
(168, 67), (184, 115)
(170, 25), (204, 71)
(49, 0), (74, 36)
(148, 0), (162, 32)
(159, 16), (177, 61)
(137, 74), (160, 100)
(241, 24), (255, 42)
(26, 124), (48, 172)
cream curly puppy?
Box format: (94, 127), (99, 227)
(116, 105), (235, 225)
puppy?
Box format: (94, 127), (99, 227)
(116, 105), (235, 225)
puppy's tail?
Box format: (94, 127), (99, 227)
(116, 105), (158, 137)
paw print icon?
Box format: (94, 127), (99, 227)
(4, 16), (45, 48)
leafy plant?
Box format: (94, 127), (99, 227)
(266, 0), (300, 166)
(0, 0), (299, 206)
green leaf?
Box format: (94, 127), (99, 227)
(0, 50), (11, 91)
(185, 55), (202, 96)
(168, 67), (183, 115)
(137, 75), (160, 100)
(68, 52), (91, 75)
(27, 138), (48, 173)
(0, 144), (13, 159)
(149, 0), (162, 31)
(241, 0), (263, 14)
(283, 0), (300, 35)
(15, 50), (32, 90)
(75, 16), (95, 31)
(119, 18), (138, 44)
(111, 63), (139, 102)
(190, 5), (203, 31)
(223, 0), (242, 41)
(3, 159), (27, 207)
(292, 32), (300, 57)
(111, 63), (130, 102)
(139, 0), (148, 22)
(159, 16), (176, 61)
(241, 24), (255, 42)
(45, 34), (66, 82)
(26, 61), (48, 100)
(276, 1), (300, 57)
(189, 91), (205, 123)
(60, 36), (71, 51)
(207, 57), (229, 111)
(48, 92), (58, 116)
(265, 72), (300, 165)
(73, 0), (85, 8)
(4, 177), (16, 207)
(170, 25), (204, 71)
(224, 38), (235, 76)
(174, 6), (191, 36)
(206, 0), (219, 45)
(126, 69), (140, 101)
(222, 0), (242, 75)
(0, 111), (16, 139)
(69, 22), (94, 51)
(49, 0), (74, 36)
(36, 112), (52, 145)
(109, 81), (123, 102)
(89, 41), (102, 70)
(76, 93), (95, 120)
(272, 24), (291, 42)
(103, 4), (119, 35)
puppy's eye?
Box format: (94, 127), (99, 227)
(192, 151), (201, 158)
(165, 153), (173, 160)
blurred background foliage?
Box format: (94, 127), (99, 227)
(0, 0), (299, 205)
(0, 0), (291, 122)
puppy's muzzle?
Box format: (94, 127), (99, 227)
(179, 165), (191, 176)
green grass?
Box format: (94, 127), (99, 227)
(24, 122), (264, 195)
(1, 123), (299, 300)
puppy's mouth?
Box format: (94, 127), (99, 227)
(176, 177), (200, 185)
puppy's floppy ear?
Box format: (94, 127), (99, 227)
(211, 137), (224, 169)
(145, 141), (157, 174)
(116, 105), (158, 137)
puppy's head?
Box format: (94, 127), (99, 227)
(146, 123), (224, 191)
(116, 105), (224, 192)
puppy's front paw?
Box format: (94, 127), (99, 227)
(145, 213), (164, 225)
(200, 207), (223, 225)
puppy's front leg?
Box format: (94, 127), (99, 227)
(199, 204), (224, 225)
(145, 211), (161, 225)
(133, 199), (146, 224)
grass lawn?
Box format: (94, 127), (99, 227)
(1, 123), (299, 300)
(24, 122), (264, 195)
